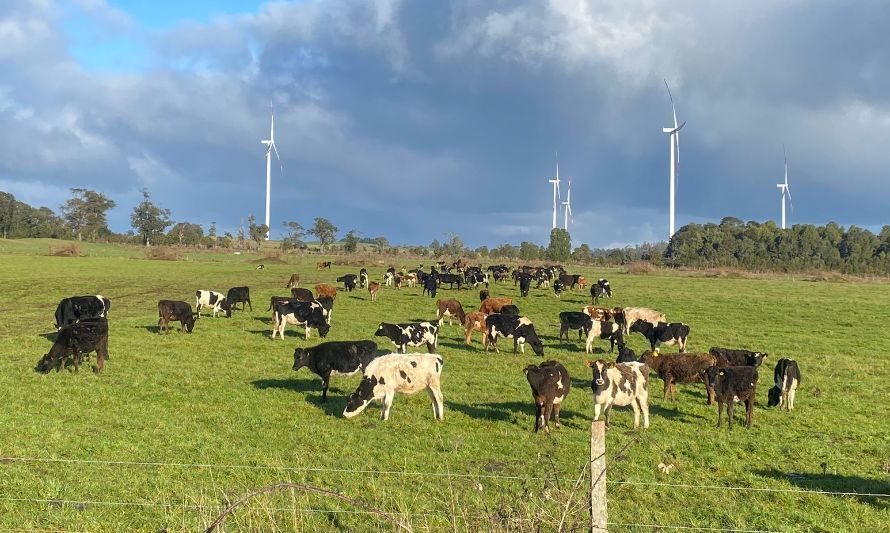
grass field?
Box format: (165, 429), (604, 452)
(0, 239), (888, 532)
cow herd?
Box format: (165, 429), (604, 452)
(38, 261), (802, 432)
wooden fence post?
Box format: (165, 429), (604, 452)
(590, 420), (607, 532)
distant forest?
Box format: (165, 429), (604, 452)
(2, 191), (888, 274)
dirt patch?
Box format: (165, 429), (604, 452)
(47, 244), (84, 257)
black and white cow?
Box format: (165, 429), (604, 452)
(292, 340), (380, 402)
(484, 314), (544, 356)
(585, 320), (624, 354)
(54, 295), (111, 329)
(558, 311), (593, 342)
(630, 320), (689, 353)
(195, 290), (232, 318)
(767, 358), (801, 411)
(519, 275), (531, 297)
(343, 353), (445, 421)
(37, 318), (109, 374)
(336, 274), (358, 292)
(374, 321), (440, 353)
(467, 271), (488, 288)
(587, 359), (651, 429)
(157, 300), (196, 333)
(590, 278), (612, 304)
(316, 295), (334, 325)
(226, 286), (252, 312)
(553, 279), (564, 299)
(271, 300), (331, 339)
(359, 268), (369, 289)
(524, 360), (571, 433)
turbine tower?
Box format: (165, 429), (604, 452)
(777, 146), (793, 229)
(562, 179), (573, 230)
(662, 80), (686, 240)
(261, 103), (281, 240)
(548, 156), (561, 229)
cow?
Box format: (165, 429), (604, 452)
(195, 290), (232, 318)
(709, 347), (768, 368)
(615, 344), (639, 364)
(583, 306), (619, 322)
(383, 271), (395, 287)
(256, 264), (265, 270)
(479, 289), (490, 302)
(404, 272), (417, 288)
(54, 295), (111, 329)
(479, 297), (512, 314)
(553, 279), (564, 298)
(467, 271), (488, 288)
(286, 273), (301, 289)
(343, 353), (444, 421)
(524, 360), (571, 433)
(484, 314), (544, 356)
(641, 351), (717, 403)
(292, 340), (380, 402)
(590, 279), (612, 304)
(630, 320), (690, 353)
(585, 320), (624, 354)
(226, 286), (252, 312)
(36, 318), (108, 374)
(316, 295), (335, 324)
(314, 283), (337, 300)
(422, 275), (438, 298)
(586, 359), (651, 429)
(374, 321), (440, 354)
(500, 304), (520, 315)
(337, 274), (358, 292)
(463, 311), (488, 346)
(519, 275), (531, 297)
(291, 287), (315, 301)
(767, 358), (801, 411)
(558, 274), (581, 290)
(558, 311), (593, 342)
(438, 273), (463, 290)
(620, 307), (665, 335)
(157, 300), (196, 333)
(436, 299), (466, 327)
(577, 276), (587, 290)
(316, 261), (332, 270)
(368, 281), (380, 302)
(359, 268), (369, 289)
(271, 300), (331, 340)
(702, 366), (758, 429)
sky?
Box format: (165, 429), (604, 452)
(1, 1), (889, 248)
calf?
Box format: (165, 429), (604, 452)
(558, 274), (581, 290)
(519, 275), (531, 297)
(195, 290), (232, 318)
(615, 345), (639, 364)
(767, 358), (801, 411)
(359, 268), (369, 288)
(702, 366), (758, 429)
(588, 359), (651, 429)
(621, 307), (666, 334)
(422, 275), (438, 298)
(368, 281), (380, 301)
(590, 279), (612, 304)
(479, 297), (512, 314)
(479, 289), (490, 302)
(286, 273), (300, 289)
(316, 261), (332, 270)
(374, 321), (439, 353)
(464, 311), (488, 346)
(337, 274), (358, 292)
(439, 273), (463, 290)
(37, 318), (109, 374)
(226, 286), (252, 312)
(641, 351), (717, 403)
(436, 299), (466, 327)
(383, 271), (395, 287)
(630, 320), (690, 353)
(343, 353), (444, 421)
(54, 295), (111, 329)
(577, 276), (587, 290)
(292, 340), (380, 402)
(314, 283), (337, 300)
(271, 300), (331, 340)
(291, 287), (315, 301)
(585, 320), (624, 354)
(157, 300), (196, 333)
(709, 347), (768, 368)
(485, 314), (544, 356)
(524, 360), (571, 433)
(559, 311), (593, 342)
(553, 279), (564, 298)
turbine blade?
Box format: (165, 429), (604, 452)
(786, 186), (793, 212)
(664, 80), (678, 128)
(272, 142), (281, 161)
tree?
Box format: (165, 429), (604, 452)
(344, 230), (360, 253)
(443, 232), (465, 257)
(572, 243), (594, 262)
(208, 222), (218, 247)
(309, 217), (338, 254)
(130, 189), (171, 246)
(546, 228), (571, 262)
(371, 236), (390, 253)
(247, 215), (269, 250)
(167, 222), (204, 246)
(61, 188), (116, 241)
(519, 241), (542, 261)
(429, 239), (442, 256)
(282, 221), (306, 251)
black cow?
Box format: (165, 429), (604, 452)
(37, 318), (109, 374)
(558, 311), (593, 341)
(485, 314), (544, 356)
(292, 340), (380, 401)
(336, 275), (358, 292)
(500, 304), (520, 315)
(524, 360), (571, 433)
(54, 295), (111, 330)
(157, 300), (196, 333)
(591, 279), (612, 304)
(271, 300), (331, 339)
(290, 287), (315, 302)
(519, 275), (531, 297)
(438, 273), (463, 290)
(374, 321), (439, 353)
(615, 344), (639, 364)
(702, 366), (758, 429)
(423, 275), (438, 298)
(709, 347), (768, 367)
(630, 320), (690, 353)
(558, 274), (581, 290)
(767, 358), (801, 411)
(226, 286), (252, 312)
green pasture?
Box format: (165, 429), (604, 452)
(0, 239), (887, 531)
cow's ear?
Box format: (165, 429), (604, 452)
(585, 360), (594, 368)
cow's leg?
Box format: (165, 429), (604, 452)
(247, 300), (253, 312)
(603, 404), (612, 428)
(553, 402), (562, 427)
(639, 396), (650, 429)
(631, 399), (640, 429)
(304, 325), (311, 340)
(727, 402), (734, 429)
(670, 381), (677, 402)
(716, 401), (723, 428)
(542, 402), (553, 433)
(72, 351), (81, 373)
(593, 402), (602, 421)
(663, 379), (670, 401)
(426, 386), (442, 420)
(788, 387), (796, 411)
(427, 341), (436, 354)
(381, 391), (395, 421)
(94, 339), (107, 374)
(321, 373), (330, 402)
(745, 398), (753, 428)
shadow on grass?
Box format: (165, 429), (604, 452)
(754, 468), (889, 509)
(446, 400), (589, 428)
(254, 316), (273, 324)
(251, 378), (345, 416)
(38, 331), (58, 341)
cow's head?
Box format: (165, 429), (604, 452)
(629, 319), (650, 334)
(519, 326), (544, 357)
(700, 366), (722, 390)
(767, 386), (782, 407)
(586, 359), (612, 391)
(292, 348), (310, 372)
(35, 354), (56, 373)
(617, 344), (637, 363)
(183, 313), (196, 333)
(343, 375), (382, 418)
(374, 324), (389, 337)
(749, 352), (768, 367)
(220, 298), (232, 318)
(316, 322), (331, 338)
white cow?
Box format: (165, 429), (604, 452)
(586, 360), (651, 429)
(343, 353), (444, 421)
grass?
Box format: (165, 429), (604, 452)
(0, 239), (888, 531)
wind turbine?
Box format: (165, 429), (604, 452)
(562, 179), (573, 230)
(261, 102), (282, 240)
(662, 80), (686, 240)
(548, 156), (561, 229)
(777, 145), (793, 229)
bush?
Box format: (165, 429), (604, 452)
(47, 244), (84, 257)
(144, 246), (183, 261)
(626, 261), (657, 275)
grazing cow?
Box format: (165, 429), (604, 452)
(559, 311), (593, 342)
(463, 311), (488, 346)
(641, 351), (717, 403)
(630, 320), (690, 353)
(485, 314), (544, 356)
(553, 279), (564, 298)
(383, 271), (395, 287)
(54, 295), (111, 329)
(577, 276), (587, 290)
(374, 321), (440, 353)
(256, 264), (265, 270)
(615, 345), (639, 364)
(709, 347), (768, 368)
(558, 274), (581, 290)
(767, 358), (801, 411)
(359, 268), (369, 288)
(519, 275), (531, 297)
(337, 274), (358, 292)
(37, 318), (109, 374)
(590, 279), (612, 304)
(315, 283), (337, 300)
(286, 273), (301, 289)
(157, 300), (196, 333)
(702, 366), (758, 429)
(586, 359), (651, 429)
(467, 271), (488, 288)
(500, 304), (520, 315)
(292, 340), (380, 401)
(585, 320), (624, 354)
(316, 261), (332, 270)
(620, 307), (666, 334)
(479, 297), (512, 314)
(291, 287), (315, 301)
(479, 289), (490, 302)
(271, 300), (331, 340)
(422, 275), (438, 298)
(195, 290), (232, 318)
(226, 286), (252, 312)
(343, 353), (445, 421)
(438, 273), (463, 290)
(524, 360), (571, 433)
(436, 299), (466, 327)
(368, 281), (380, 302)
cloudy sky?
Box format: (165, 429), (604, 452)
(1, 1), (888, 248)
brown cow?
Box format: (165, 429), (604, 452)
(286, 273), (300, 289)
(368, 281), (380, 302)
(479, 297), (513, 315)
(436, 299), (466, 327)
(578, 276), (587, 290)
(316, 261), (332, 270)
(315, 283), (337, 300)
(464, 311), (488, 347)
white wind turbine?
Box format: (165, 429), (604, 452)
(662, 80), (686, 240)
(261, 103), (282, 240)
(777, 145), (793, 229)
(562, 179), (573, 230)
(548, 156), (561, 229)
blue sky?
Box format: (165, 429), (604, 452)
(1, 1), (888, 248)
